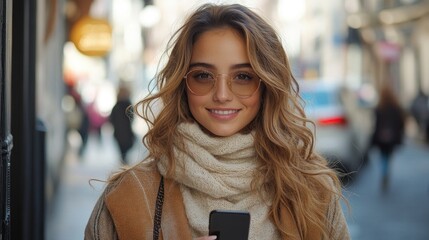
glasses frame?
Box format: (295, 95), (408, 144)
(184, 69), (262, 99)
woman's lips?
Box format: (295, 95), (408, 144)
(207, 108), (240, 119)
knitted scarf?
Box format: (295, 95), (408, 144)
(157, 122), (280, 239)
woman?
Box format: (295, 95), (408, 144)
(85, 3), (349, 240)
(371, 84), (406, 190)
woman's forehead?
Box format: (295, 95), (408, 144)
(190, 27), (249, 71)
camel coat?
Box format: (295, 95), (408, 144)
(84, 165), (349, 240)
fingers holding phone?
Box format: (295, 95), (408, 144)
(194, 236), (217, 240)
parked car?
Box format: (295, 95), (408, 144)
(298, 80), (371, 177)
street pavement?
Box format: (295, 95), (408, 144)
(45, 130), (429, 240)
(342, 138), (429, 240)
(45, 128), (145, 240)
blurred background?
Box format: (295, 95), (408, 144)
(0, 0), (428, 239)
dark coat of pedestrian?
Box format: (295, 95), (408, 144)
(410, 90), (429, 142)
(110, 86), (135, 164)
(370, 85), (406, 190)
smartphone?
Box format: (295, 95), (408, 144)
(208, 210), (250, 240)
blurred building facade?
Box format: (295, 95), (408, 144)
(345, 0), (429, 104)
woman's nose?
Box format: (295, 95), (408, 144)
(213, 74), (233, 102)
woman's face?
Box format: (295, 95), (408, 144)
(186, 27), (262, 137)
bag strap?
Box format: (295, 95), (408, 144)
(153, 176), (164, 240)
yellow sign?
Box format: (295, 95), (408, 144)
(70, 16), (112, 57)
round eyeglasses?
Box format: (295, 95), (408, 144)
(184, 69), (262, 98)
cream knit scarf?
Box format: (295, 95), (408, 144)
(157, 122), (280, 240)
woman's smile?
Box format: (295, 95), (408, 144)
(207, 108), (240, 119)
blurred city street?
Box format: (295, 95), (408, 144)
(343, 138), (429, 240)
(45, 126), (145, 240)
(45, 127), (429, 240)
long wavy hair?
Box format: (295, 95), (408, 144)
(124, 3), (342, 239)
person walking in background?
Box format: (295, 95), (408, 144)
(410, 90), (429, 143)
(109, 85), (135, 164)
(65, 84), (90, 157)
(87, 100), (107, 141)
(370, 84), (406, 191)
(76, 95), (90, 157)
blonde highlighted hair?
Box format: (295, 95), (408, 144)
(128, 3), (343, 239)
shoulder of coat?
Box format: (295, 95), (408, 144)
(104, 162), (160, 196)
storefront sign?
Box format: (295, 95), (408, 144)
(70, 16), (112, 57)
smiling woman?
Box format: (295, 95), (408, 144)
(185, 27), (262, 137)
(85, 3), (350, 240)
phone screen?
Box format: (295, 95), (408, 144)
(208, 210), (250, 240)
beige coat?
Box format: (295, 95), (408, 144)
(84, 166), (349, 240)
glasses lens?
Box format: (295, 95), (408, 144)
(186, 70), (215, 95)
(230, 71), (260, 98)
(185, 69), (261, 98)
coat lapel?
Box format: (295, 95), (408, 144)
(105, 168), (192, 239)
(160, 178), (192, 239)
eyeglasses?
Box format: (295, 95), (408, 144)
(184, 69), (261, 98)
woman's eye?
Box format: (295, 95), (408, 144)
(237, 73), (251, 80)
(193, 71), (213, 80)
(199, 73), (212, 79)
(234, 72), (255, 81)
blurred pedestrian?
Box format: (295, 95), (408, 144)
(65, 85), (90, 156)
(87, 100), (107, 141)
(77, 97), (90, 157)
(109, 85), (135, 164)
(370, 84), (406, 190)
(410, 90), (429, 143)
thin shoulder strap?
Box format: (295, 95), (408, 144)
(153, 176), (164, 240)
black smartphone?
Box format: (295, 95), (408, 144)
(208, 210), (250, 240)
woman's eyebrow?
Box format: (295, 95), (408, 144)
(189, 62), (252, 70)
(188, 62), (214, 69)
(230, 63), (252, 70)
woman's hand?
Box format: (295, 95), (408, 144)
(194, 236), (217, 240)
